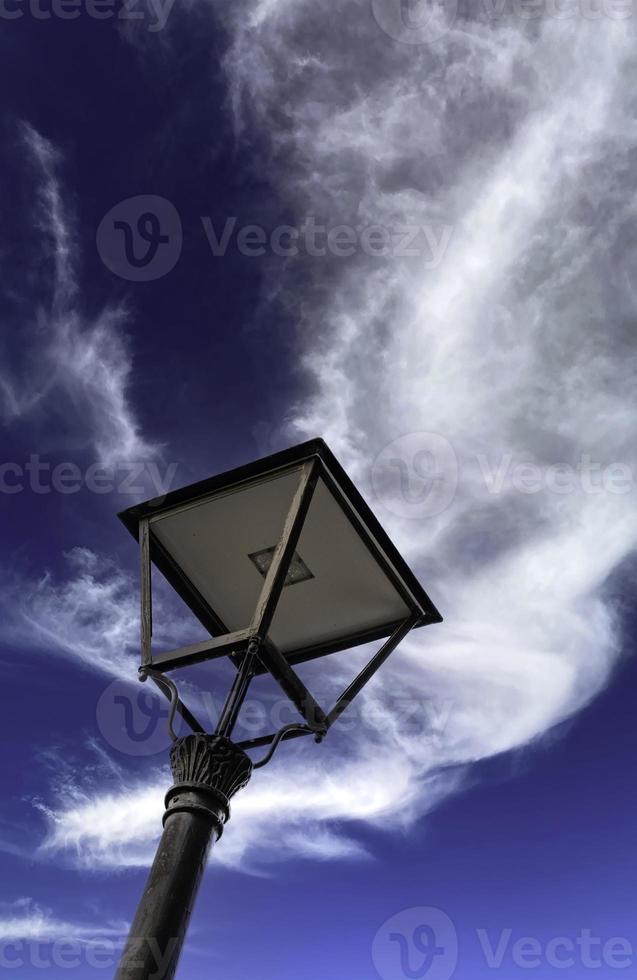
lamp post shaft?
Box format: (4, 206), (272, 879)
(114, 734), (252, 980)
(114, 810), (214, 980)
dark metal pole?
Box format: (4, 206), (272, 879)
(114, 734), (252, 980)
(214, 639), (260, 739)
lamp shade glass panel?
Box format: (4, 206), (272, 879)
(150, 464), (411, 655)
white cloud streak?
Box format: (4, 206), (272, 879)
(0, 547), (197, 680)
(0, 122), (156, 470)
(40, 744), (460, 871)
(0, 898), (124, 943)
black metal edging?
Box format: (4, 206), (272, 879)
(150, 629), (252, 673)
(236, 727), (312, 751)
(312, 453), (438, 623)
(251, 618), (414, 675)
(325, 613), (420, 728)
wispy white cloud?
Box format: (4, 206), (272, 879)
(40, 743), (460, 871)
(0, 547), (196, 680)
(1, 547), (139, 679)
(0, 898), (124, 943)
(0, 122), (156, 470)
(22, 123), (76, 311)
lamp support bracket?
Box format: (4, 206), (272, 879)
(139, 668), (206, 740)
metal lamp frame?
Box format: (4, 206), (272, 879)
(123, 441), (442, 759)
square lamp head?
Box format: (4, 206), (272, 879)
(118, 439), (442, 748)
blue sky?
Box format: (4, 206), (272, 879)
(1, 1), (636, 978)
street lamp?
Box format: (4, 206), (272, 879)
(114, 438), (442, 980)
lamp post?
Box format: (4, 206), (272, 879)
(114, 439), (442, 980)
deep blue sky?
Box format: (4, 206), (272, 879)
(1, 3), (636, 979)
